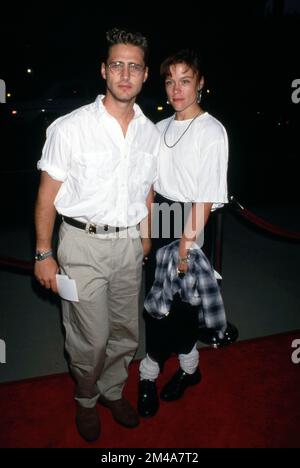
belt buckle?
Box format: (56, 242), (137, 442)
(85, 222), (97, 234)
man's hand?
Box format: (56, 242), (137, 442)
(34, 257), (60, 293)
(141, 238), (152, 266)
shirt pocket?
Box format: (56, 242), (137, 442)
(78, 151), (112, 177)
(76, 151), (113, 192)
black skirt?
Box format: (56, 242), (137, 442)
(144, 192), (204, 368)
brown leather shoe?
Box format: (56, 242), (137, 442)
(76, 403), (101, 442)
(99, 396), (139, 428)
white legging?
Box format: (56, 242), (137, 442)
(139, 344), (199, 381)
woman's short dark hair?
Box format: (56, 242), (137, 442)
(160, 49), (203, 78)
(105, 28), (149, 64)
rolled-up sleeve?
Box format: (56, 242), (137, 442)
(195, 135), (228, 211)
(37, 123), (71, 181)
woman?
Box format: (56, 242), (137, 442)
(138, 50), (228, 417)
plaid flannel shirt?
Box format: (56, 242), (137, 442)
(144, 240), (227, 336)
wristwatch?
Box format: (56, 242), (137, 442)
(34, 250), (53, 261)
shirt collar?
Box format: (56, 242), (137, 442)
(95, 94), (146, 124)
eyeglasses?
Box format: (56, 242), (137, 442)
(107, 61), (145, 76)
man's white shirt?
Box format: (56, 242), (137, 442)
(38, 95), (160, 226)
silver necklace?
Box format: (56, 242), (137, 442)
(163, 111), (202, 148)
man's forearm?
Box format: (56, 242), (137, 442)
(35, 198), (57, 251)
(35, 172), (62, 251)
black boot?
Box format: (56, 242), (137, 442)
(160, 368), (202, 401)
(137, 380), (159, 418)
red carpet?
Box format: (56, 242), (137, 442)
(0, 331), (300, 448)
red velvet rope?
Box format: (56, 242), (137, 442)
(230, 197), (300, 241)
(0, 256), (34, 271)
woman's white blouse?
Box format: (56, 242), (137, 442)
(154, 112), (228, 210)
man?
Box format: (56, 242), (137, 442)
(34, 28), (159, 442)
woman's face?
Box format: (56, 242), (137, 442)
(165, 62), (203, 115)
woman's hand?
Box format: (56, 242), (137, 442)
(141, 238), (152, 266)
(177, 259), (189, 274)
(177, 242), (189, 276)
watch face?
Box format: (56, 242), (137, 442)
(35, 250), (52, 261)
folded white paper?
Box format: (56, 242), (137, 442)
(56, 274), (79, 302)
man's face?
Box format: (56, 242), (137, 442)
(101, 44), (148, 103)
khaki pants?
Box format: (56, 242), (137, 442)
(57, 222), (143, 408)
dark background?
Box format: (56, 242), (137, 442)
(0, 0), (300, 221)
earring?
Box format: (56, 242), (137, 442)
(197, 90), (203, 103)
(166, 100), (170, 105)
